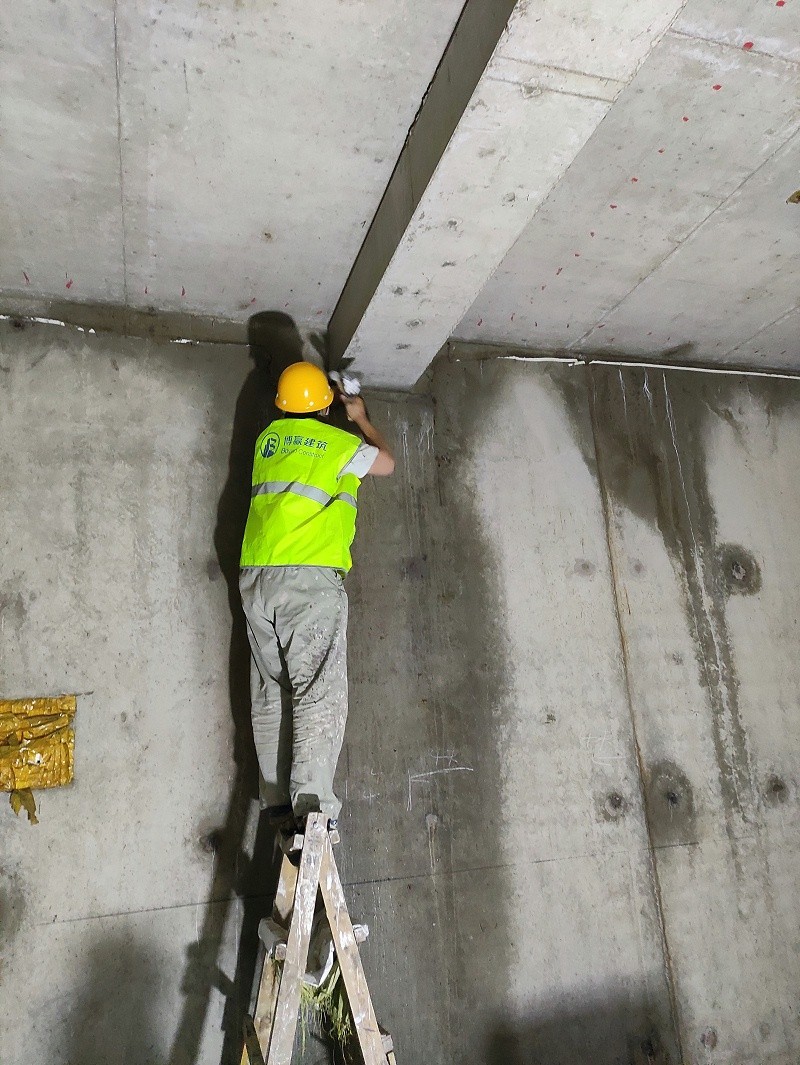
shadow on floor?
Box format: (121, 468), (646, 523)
(484, 989), (678, 1065)
(63, 935), (162, 1065)
(166, 312), (320, 1065)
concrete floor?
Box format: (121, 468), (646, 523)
(2, 322), (799, 1064)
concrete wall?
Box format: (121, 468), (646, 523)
(2, 323), (799, 1065)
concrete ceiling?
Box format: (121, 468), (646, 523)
(2, 0), (798, 383)
(456, 0), (800, 372)
(1, 0), (465, 323)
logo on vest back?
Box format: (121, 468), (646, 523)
(260, 432), (280, 458)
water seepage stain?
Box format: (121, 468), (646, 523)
(645, 761), (697, 848)
(0, 588), (27, 626)
(573, 558), (597, 577)
(716, 544), (761, 596)
(589, 367), (760, 848)
(764, 774), (791, 807)
(0, 867), (25, 964)
(597, 789), (629, 822)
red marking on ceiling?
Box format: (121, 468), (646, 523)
(631, 177), (639, 182)
(609, 203), (618, 209)
(682, 116), (689, 122)
(477, 318), (482, 326)
(181, 286), (186, 297)
(65, 278), (73, 289)
(556, 267), (563, 275)
(712, 84), (722, 90)
(743, 41), (754, 49)
(776, 2), (785, 7)
(22, 271), (30, 284)
(658, 148), (666, 154)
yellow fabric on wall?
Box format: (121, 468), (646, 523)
(1, 696), (76, 822)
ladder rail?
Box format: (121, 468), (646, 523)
(240, 812), (396, 1065)
(318, 836), (387, 1065)
(265, 814), (327, 1064)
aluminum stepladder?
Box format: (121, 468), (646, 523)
(240, 811), (397, 1065)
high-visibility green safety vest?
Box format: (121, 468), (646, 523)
(240, 417), (364, 571)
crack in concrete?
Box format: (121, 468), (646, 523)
(587, 365), (686, 1065)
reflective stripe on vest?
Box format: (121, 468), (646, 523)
(251, 481), (358, 509)
(240, 418), (363, 571)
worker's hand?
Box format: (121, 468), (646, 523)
(340, 393), (367, 425)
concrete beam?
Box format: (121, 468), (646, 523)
(329, 0), (689, 390)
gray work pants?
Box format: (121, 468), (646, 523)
(239, 566), (348, 819)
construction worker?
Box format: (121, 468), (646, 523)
(239, 361), (395, 826)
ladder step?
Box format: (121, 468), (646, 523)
(279, 831), (305, 856)
(279, 826), (340, 855)
(272, 921), (369, 961)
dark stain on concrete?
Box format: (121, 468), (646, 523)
(700, 1026), (718, 1049)
(589, 367), (758, 845)
(645, 761), (697, 849)
(206, 557), (222, 582)
(598, 789), (629, 822)
(343, 361), (516, 1063)
(716, 543), (761, 596)
(0, 868), (25, 949)
(197, 825), (225, 855)
(400, 554), (429, 581)
(573, 558), (597, 577)
(0, 588), (27, 626)
(764, 774), (790, 807)
(546, 362), (599, 476)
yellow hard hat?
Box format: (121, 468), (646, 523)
(275, 362), (334, 413)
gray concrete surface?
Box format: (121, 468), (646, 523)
(457, 0), (800, 371)
(4, 1), (797, 386)
(335, 0), (687, 389)
(2, 323), (800, 1065)
(1, 0), (465, 325)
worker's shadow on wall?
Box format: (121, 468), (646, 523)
(167, 312), (326, 1065)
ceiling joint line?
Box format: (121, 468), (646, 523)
(668, 27), (800, 70)
(112, 0), (129, 308)
(720, 302), (800, 361)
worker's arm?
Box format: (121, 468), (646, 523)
(340, 395), (395, 476)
